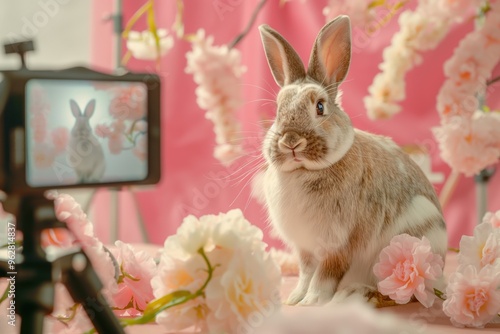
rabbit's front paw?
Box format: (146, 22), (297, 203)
(298, 289), (333, 306)
(285, 286), (308, 305)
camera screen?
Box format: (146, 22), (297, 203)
(25, 79), (149, 187)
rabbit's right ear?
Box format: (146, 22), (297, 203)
(259, 25), (306, 87)
(70, 99), (81, 118)
(84, 99), (96, 118)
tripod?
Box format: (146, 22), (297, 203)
(0, 194), (125, 334)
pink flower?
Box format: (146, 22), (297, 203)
(95, 124), (112, 138)
(32, 112), (47, 142)
(433, 112), (500, 176)
(111, 241), (157, 315)
(132, 135), (147, 161)
(41, 228), (74, 249)
(51, 127), (69, 153)
(109, 86), (146, 121)
(108, 134), (124, 154)
(53, 194), (118, 295)
(459, 222), (500, 269)
(32, 143), (56, 168)
(373, 234), (444, 307)
(443, 264), (500, 328)
(483, 210), (500, 228)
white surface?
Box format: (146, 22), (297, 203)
(0, 0), (91, 69)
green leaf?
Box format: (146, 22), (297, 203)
(144, 290), (192, 314)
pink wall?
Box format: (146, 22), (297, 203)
(90, 0), (500, 248)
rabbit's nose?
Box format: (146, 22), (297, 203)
(278, 132), (307, 153)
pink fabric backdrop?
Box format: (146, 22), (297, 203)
(90, 0), (500, 248)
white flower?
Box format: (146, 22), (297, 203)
(205, 242), (281, 334)
(168, 214), (213, 255)
(153, 209), (281, 333)
(126, 29), (174, 60)
(152, 254), (209, 332)
(459, 222), (500, 269)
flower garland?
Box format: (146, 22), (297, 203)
(29, 85), (69, 169)
(364, 0), (482, 119)
(323, 0), (407, 27)
(185, 30), (246, 166)
(432, 1), (500, 176)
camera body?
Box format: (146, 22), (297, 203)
(0, 66), (161, 195)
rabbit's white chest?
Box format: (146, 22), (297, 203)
(262, 167), (349, 253)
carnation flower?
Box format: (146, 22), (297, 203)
(185, 29), (246, 165)
(459, 221), (500, 269)
(126, 29), (174, 60)
(443, 264), (500, 328)
(112, 241), (157, 315)
(373, 234), (444, 307)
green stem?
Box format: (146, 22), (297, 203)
(434, 288), (446, 301)
(120, 248), (216, 329)
(122, 1), (153, 39)
(0, 284), (8, 304)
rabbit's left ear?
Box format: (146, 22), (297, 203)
(307, 16), (351, 87)
(84, 99), (96, 118)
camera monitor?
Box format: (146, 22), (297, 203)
(0, 67), (161, 194)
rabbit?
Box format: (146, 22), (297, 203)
(68, 99), (106, 183)
(255, 16), (447, 307)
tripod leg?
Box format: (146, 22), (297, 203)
(20, 310), (45, 334)
(60, 252), (125, 334)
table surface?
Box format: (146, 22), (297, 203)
(124, 249), (500, 334)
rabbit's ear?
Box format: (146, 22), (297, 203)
(70, 99), (81, 118)
(307, 16), (351, 87)
(259, 24), (306, 87)
(84, 99), (96, 118)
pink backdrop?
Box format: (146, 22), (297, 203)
(90, 0), (500, 248)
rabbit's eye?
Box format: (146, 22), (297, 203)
(316, 101), (324, 116)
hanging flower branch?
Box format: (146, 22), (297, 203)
(432, 1), (500, 176)
(364, 0), (482, 119)
(29, 85), (69, 169)
(185, 0), (267, 166)
(323, 0), (407, 27)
